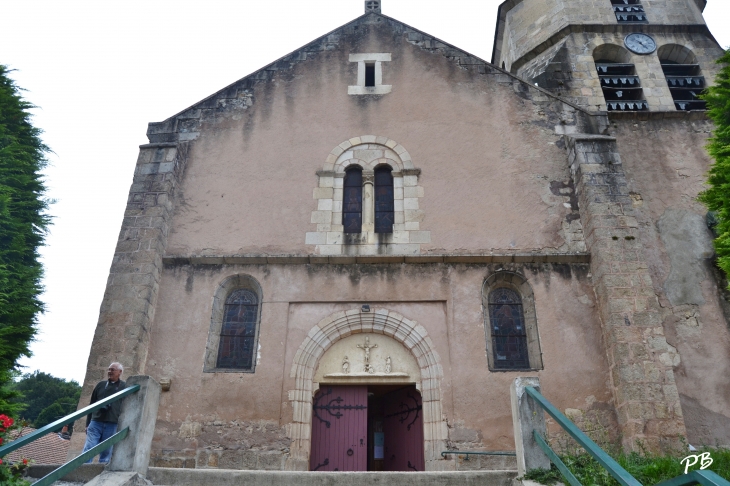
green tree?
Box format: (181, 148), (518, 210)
(700, 50), (730, 286)
(9, 371), (81, 427)
(0, 65), (50, 415)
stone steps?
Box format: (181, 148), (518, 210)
(147, 468), (519, 486)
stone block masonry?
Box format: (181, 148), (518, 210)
(568, 134), (686, 452)
(68, 142), (188, 458)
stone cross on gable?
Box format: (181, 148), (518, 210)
(365, 1), (381, 14)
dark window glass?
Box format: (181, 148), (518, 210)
(343, 168), (363, 234)
(217, 289), (259, 370)
(365, 63), (376, 87)
(488, 288), (529, 370)
(374, 167), (394, 234)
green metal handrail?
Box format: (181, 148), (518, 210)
(533, 430), (581, 486)
(524, 386), (730, 486)
(525, 386), (643, 486)
(32, 427), (129, 486)
(0, 384), (139, 457)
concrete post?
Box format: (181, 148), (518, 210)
(511, 377), (550, 476)
(108, 375), (161, 476)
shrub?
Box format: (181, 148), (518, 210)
(0, 414), (32, 486)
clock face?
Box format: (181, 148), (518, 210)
(624, 33), (657, 55)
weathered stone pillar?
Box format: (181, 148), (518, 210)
(69, 142), (186, 458)
(568, 134), (685, 451)
(511, 377), (551, 476)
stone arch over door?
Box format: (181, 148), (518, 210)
(286, 308), (447, 471)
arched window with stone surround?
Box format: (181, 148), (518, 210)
(374, 165), (394, 233)
(343, 166), (363, 234)
(204, 274), (263, 373)
(593, 44), (647, 111)
(482, 272), (543, 371)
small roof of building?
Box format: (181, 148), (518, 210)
(5, 426), (71, 465)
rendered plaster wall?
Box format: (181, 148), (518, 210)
(142, 262), (613, 469)
(612, 117), (730, 447)
(496, 0), (706, 72)
(162, 19), (585, 258)
(516, 31), (722, 112)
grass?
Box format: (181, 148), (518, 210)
(523, 448), (730, 485)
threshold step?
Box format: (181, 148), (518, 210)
(147, 468), (519, 486)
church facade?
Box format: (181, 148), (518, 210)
(70, 0), (730, 472)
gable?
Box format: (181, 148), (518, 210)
(146, 12), (588, 144)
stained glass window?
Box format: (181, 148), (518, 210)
(217, 289), (259, 370)
(374, 167), (394, 234)
(488, 288), (529, 370)
(343, 168), (362, 234)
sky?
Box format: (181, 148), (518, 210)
(1, 0), (729, 385)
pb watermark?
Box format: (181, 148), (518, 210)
(681, 452), (713, 474)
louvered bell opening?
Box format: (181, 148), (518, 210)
(661, 62), (707, 111)
(615, 12), (648, 22)
(596, 62), (647, 111)
(613, 5), (644, 13)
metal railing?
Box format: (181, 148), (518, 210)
(524, 386), (730, 486)
(0, 384), (140, 486)
(441, 450), (517, 460)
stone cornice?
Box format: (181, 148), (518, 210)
(162, 252), (590, 266)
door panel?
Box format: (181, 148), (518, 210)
(310, 386), (368, 471)
(382, 387), (425, 472)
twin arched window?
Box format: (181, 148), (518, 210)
(482, 273), (543, 371)
(343, 165), (394, 234)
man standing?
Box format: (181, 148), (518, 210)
(82, 362), (126, 463)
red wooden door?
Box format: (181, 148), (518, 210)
(382, 387), (425, 471)
(310, 386), (368, 471)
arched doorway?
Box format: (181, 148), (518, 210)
(309, 332), (425, 472)
(286, 308), (446, 471)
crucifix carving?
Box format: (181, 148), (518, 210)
(356, 336), (378, 373)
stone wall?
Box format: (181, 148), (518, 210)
(568, 133), (687, 451)
(142, 262), (611, 469)
(68, 142), (188, 458)
(150, 419), (289, 470)
(612, 117), (730, 447)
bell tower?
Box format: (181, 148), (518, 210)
(492, 0), (723, 112)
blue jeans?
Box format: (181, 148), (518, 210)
(83, 420), (118, 463)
